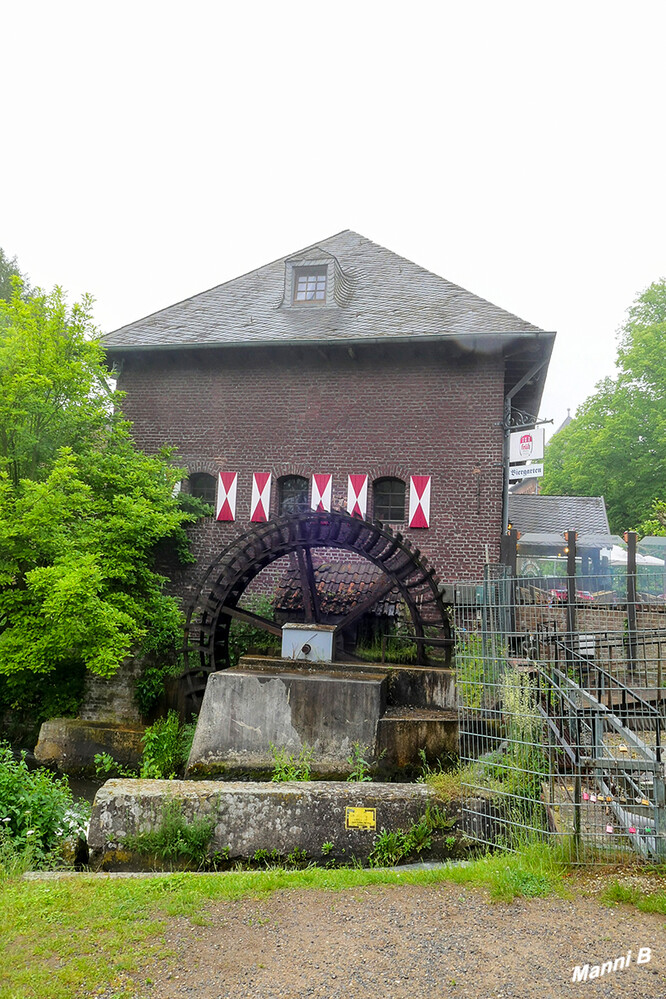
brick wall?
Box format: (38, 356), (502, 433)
(116, 341), (506, 608)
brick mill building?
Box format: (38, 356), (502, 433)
(104, 231), (554, 697)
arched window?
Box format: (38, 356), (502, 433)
(278, 475), (309, 515)
(188, 472), (216, 505)
(373, 477), (406, 523)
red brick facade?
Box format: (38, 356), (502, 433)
(117, 340), (506, 607)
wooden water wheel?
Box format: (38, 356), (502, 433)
(182, 510), (452, 712)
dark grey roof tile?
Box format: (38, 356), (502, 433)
(104, 230), (548, 351)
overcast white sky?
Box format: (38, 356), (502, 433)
(3, 1), (665, 435)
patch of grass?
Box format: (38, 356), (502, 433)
(122, 801), (217, 869)
(416, 749), (475, 805)
(600, 879), (666, 915)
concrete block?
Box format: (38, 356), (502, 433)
(87, 778), (436, 870)
(187, 665), (387, 777)
(377, 709), (459, 769)
(34, 718), (145, 774)
(237, 656), (457, 709)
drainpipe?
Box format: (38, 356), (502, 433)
(501, 360), (548, 534)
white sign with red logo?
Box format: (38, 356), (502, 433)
(509, 427), (544, 463)
(250, 472), (272, 522)
(408, 475), (431, 529)
(216, 471), (238, 521)
(347, 474), (368, 518)
(311, 473), (332, 512)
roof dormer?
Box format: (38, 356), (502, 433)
(282, 247), (353, 308)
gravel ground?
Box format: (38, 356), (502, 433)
(136, 880), (665, 999)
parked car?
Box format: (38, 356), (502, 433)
(548, 587), (594, 603)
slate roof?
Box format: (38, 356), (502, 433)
(104, 230), (550, 351)
(508, 495), (610, 536)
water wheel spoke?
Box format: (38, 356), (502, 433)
(333, 574), (397, 635)
(218, 604), (282, 636)
(295, 545), (321, 623)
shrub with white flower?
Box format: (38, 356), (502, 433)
(0, 742), (90, 866)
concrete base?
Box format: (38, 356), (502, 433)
(378, 709), (459, 769)
(187, 664), (387, 777)
(34, 718), (145, 774)
(88, 778), (437, 870)
(239, 656), (456, 710)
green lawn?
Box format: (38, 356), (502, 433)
(1, 848), (664, 999)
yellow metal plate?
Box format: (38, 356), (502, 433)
(345, 807), (377, 830)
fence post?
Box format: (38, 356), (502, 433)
(566, 530), (577, 670)
(625, 530), (638, 673)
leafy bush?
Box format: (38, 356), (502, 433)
(140, 710), (196, 779)
(93, 711), (196, 780)
(0, 742), (88, 871)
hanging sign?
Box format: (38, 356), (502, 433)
(250, 473), (272, 522)
(509, 427), (544, 463)
(510, 464), (544, 480)
(311, 473), (332, 512)
(216, 471), (238, 521)
(408, 475), (431, 528)
(347, 474), (368, 518)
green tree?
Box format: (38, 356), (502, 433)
(542, 279), (666, 533)
(0, 282), (199, 722)
(0, 248), (31, 302)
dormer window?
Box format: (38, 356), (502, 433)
(293, 265), (327, 304)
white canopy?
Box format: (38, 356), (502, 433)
(604, 545), (665, 567)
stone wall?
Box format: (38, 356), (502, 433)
(88, 778), (439, 869)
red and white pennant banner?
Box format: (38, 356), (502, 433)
(408, 475), (431, 528)
(216, 471), (237, 522)
(347, 474), (368, 518)
(250, 472), (272, 522)
(311, 473), (332, 512)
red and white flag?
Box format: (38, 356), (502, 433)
(347, 474), (368, 518)
(216, 471), (237, 522)
(408, 475), (431, 528)
(250, 472), (272, 522)
(311, 473), (332, 512)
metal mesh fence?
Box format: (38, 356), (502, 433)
(455, 569), (665, 863)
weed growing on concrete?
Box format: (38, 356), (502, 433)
(251, 846), (309, 869)
(368, 802), (456, 867)
(122, 800), (215, 868)
(346, 743), (374, 782)
(269, 743), (314, 781)
(321, 841), (334, 855)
